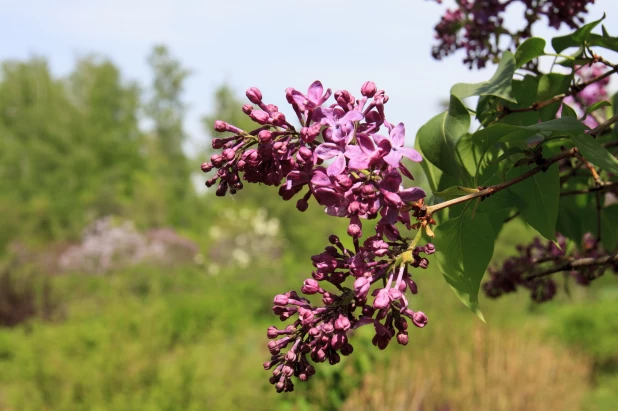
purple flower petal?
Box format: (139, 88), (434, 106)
(380, 169), (402, 192)
(356, 134), (377, 155)
(390, 123), (406, 147)
(315, 143), (342, 160)
(311, 168), (332, 186)
(307, 81), (323, 104)
(383, 151), (403, 168)
(342, 110), (364, 123)
(399, 147), (422, 162)
(326, 153), (346, 176)
(399, 187), (426, 202)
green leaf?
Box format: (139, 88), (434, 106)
(561, 103), (578, 118)
(537, 73), (573, 121)
(433, 207), (494, 321)
(451, 51), (517, 103)
(472, 117), (586, 152)
(456, 133), (483, 176)
(414, 136), (442, 194)
(417, 94), (470, 181)
(552, 14), (606, 53)
(506, 160), (560, 240)
(602, 205), (618, 252)
(570, 133), (618, 174)
(584, 100), (612, 117)
(514, 37), (546, 68)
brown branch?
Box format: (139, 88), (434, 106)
(525, 254), (618, 281)
(574, 152), (603, 186)
(560, 180), (618, 196)
(589, 114), (618, 138)
(425, 148), (579, 217)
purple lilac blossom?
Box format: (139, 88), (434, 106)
(204, 81), (431, 392)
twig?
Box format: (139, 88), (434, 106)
(425, 148), (579, 217)
(560, 180), (618, 196)
(589, 114), (618, 138)
(525, 254), (618, 280)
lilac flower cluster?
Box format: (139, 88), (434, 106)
(203, 81), (434, 392)
(483, 233), (617, 302)
(202, 81), (426, 240)
(264, 235), (434, 392)
(428, 0), (595, 69)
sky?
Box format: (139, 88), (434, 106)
(2, 0), (618, 154)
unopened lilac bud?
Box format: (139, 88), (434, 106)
(322, 292), (335, 305)
(419, 258), (429, 269)
(425, 243), (435, 255)
(271, 112), (286, 126)
(273, 294), (289, 306)
(296, 198), (309, 212)
(215, 183), (228, 197)
(312, 348), (326, 362)
(335, 90), (353, 107)
(267, 326), (279, 339)
(210, 154), (224, 167)
(347, 217), (362, 238)
(298, 146), (313, 161)
(362, 305), (375, 317)
(302, 279), (320, 294)
(408, 279), (418, 294)
(335, 314), (351, 332)
(268, 340), (280, 354)
(246, 87), (263, 104)
(354, 277), (371, 299)
(257, 130), (272, 144)
(250, 110), (270, 125)
(382, 190), (403, 208)
(331, 333), (345, 350)
(285, 351), (296, 362)
(282, 365), (294, 377)
(321, 322), (334, 335)
(388, 288), (402, 301)
(222, 148), (235, 161)
(242, 104), (253, 114)
(328, 234), (340, 244)
(373, 288), (390, 309)
(312, 270), (326, 281)
(341, 343), (354, 356)
(305, 365), (316, 376)
(328, 352), (341, 365)
(214, 120), (227, 132)
(412, 311), (428, 328)
(397, 332), (409, 345)
(200, 162), (213, 173)
(361, 81), (377, 97)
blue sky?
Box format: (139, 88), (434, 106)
(2, 0), (618, 153)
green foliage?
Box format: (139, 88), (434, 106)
(552, 14), (606, 53)
(506, 158), (560, 240)
(570, 133), (618, 174)
(417, 94), (470, 181)
(433, 207), (494, 321)
(514, 37), (546, 68)
(450, 51), (517, 103)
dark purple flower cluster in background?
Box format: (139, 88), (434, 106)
(483, 233), (618, 302)
(428, 0), (595, 68)
(203, 81), (434, 392)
